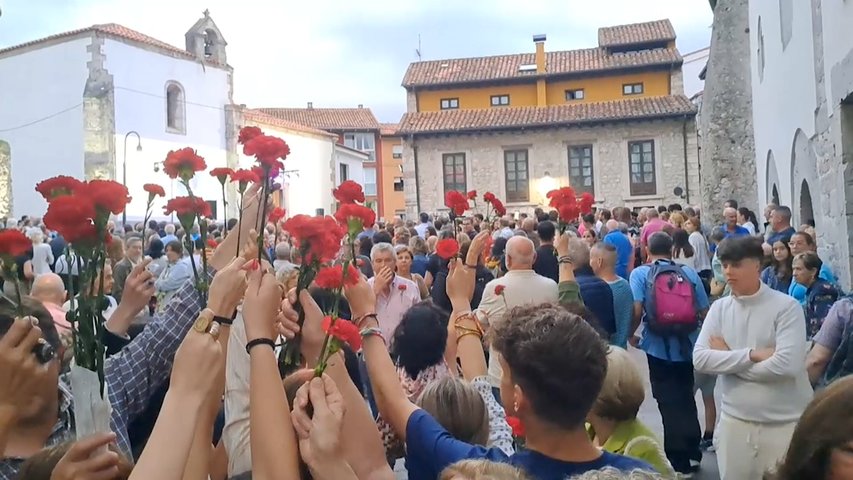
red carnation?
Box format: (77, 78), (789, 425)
(435, 238), (460, 260)
(314, 264), (360, 290)
(209, 168), (234, 184)
(506, 416), (525, 438)
(491, 198), (507, 217)
(243, 135), (289, 172)
(83, 180), (131, 215)
(143, 183), (166, 198)
(467, 190), (477, 201)
(398, 284), (407, 291)
(0, 230), (32, 259)
(268, 207), (286, 225)
(282, 215), (345, 264)
(494, 285), (505, 296)
(321, 316), (362, 352)
(444, 190), (468, 216)
(207, 238), (219, 249)
(35, 176), (83, 201)
(334, 203), (376, 234)
(483, 192), (496, 203)
(579, 192), (595, 214)
(163, 196), (212, 219)
(163, 147), (207, 181)
(238, 126), (264, 145)
(333, 180), (366, 204)
(43, 194), (99, 244)
(230, 168), (260, 192)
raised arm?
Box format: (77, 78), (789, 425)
(106, 258), (155, 339)
(555, 232), (583, 306)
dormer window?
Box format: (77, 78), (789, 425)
(565, 89), (585, 101)
(622, 83), (644, 96)
(490, 95), (510, 107)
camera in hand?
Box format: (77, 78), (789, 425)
(32, 339), (56, 364)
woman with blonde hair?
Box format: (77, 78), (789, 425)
(440, 459), (530, 480)
(28, 228), (54, 276)
(587, 347), (674, 476)
(669, 212), (685, 229)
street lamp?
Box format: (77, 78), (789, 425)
(122, 131), (142, 226)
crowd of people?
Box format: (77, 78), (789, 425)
(1, 191), (852, 480)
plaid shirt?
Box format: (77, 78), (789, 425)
(0, 279), (205, 479)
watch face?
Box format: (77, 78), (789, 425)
(193, 312), (213, 333)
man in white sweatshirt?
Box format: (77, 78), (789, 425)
(693, 236), (812, 479)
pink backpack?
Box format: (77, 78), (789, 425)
(643, 261), (699, 337)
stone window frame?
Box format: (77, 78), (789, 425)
(504, 149), (530, 203)
(165, 81), (187, 135)
(565, 89), (585, 101)
(568, 144), (595, 196)
(627, 140), (657, 196)
(490, 94), (510, 107)
(442, 152), (467, 194)
(440, 98), (460, 110)
(622, 83), (644, 96)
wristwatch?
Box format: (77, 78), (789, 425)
(193, 308), (216, 333)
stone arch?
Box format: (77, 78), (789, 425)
(790, 129), (818, 226)
(765, 149), (780, 206)
(0, 140), (11, 217)
(800, 180), (814, 226)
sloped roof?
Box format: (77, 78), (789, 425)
(241, 109), (336, 138)
(0, 23), (224, 66)
(397, 95), (696, 136)
(402, 46), (680, 88)
(256, 107), (380, 132)
(598, 19), (676, 48)
(379, 123), (399, 136)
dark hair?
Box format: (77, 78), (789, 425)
(390, 302), (449, 379)
(490, 237), (508, 257)
(767, 377), (853, 480)
(582, 213), (595, 225)
(725, 199), (739, 209)
(683, 206), (697, 218)
(165, 240), (184, 255)
(600, 210), (611, 221)
(774, 206), (793, 222)
(647, 232), (673, 257)
(548, 210), (558, 222)
(147, 238), (165, 259)
(373, 231), (392, 245)
(427, 226), (437, 237)
(0, 296), (61, 350)
(668, 203), (683, 212)
(738, 207), (760, 231)
(536, 220), (556, 242)
(770, 238), (794, 285)
(657, 205), (668, 214)
(227, 218), (238, 231)
(671, 229), (694, 259)
(492, 304), (607, 429)
(358, 237), (373, 257)
(419, 212), (429, 223)
(717, 236), (765, 263)
(709, 227), (727, 244)
(309, 287), (351, 320)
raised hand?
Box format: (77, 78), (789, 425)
(556, 232), (572, 259)
(52, 432), (124, 480)
(372, 267), (393, 296)
(170, 322), (223, 401)
(0, 318), (50, 418)
(207, 254), (252, 318)
(242, 269), (284, 342)
(446, 258), (475, 305)
(281, 288), (327, 363)
(466, 231), (489, 267)
(291, 375), (346, 467)
(343, 275), (377, 320)
(119, 258), (155, 316)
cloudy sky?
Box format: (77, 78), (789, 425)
(0, 0), (713, 122)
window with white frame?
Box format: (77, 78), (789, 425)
(344, 132), (375, 161)
(339, 163), (349, 183)
(565, 89), (585, 101)
(165, 82), (186, 134)
(363, 167), (377, 196)
(490, 94), (510, 107)
(622, 83), (644, 95)
(440, 98), (459, 110)
(392, 144), (403, 159)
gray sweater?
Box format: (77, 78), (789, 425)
(693, 283), (813, 423)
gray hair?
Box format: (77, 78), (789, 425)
(164, 223), (176, 234)
(370, 242), (396, 261)
(274, 242), (292, 261)
(568, 467), (665, 479)
(617, 222), (629, 234)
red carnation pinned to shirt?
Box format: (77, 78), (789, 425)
(398, 283), (407, 291)
(494, 285), (505, 295)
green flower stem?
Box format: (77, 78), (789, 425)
(235, 191), (244, 258)
(313, 258), (351, 377)
(256, 169), (271, 263)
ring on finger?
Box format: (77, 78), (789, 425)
(208, 321), (221, 340)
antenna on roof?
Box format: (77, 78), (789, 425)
(415, 34), (422, 61)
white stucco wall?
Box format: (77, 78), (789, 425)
(334, 145), (366, 189)
(104, 39), (232, 221)
(0, 38), (90, 217)
(821, 1), (853, 107)
(682, 47), (709, 98)
(239, 124), (336, 217)
(749, 0), (818, 212)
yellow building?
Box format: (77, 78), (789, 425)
(379, 123), (406, 220)
(398, 19), (700, 216)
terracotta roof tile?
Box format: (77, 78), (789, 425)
(241, 109), (336, 138)
(256, 107), (380, 132)
(598, 19), (676, 48)
(0, 23), (226, 67)
(397, 95), (696, 136)
(402, 47), (680, 88)
(379, 123), (399, 136)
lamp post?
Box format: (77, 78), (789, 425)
(122, 131), (143, 226)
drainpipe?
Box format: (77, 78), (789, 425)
(410, 134), (421, 214)
(682, 115), (691, 204)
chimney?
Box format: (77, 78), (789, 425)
(307, 102), (313, 109)
(358, 104), (363, 109)
(533, 34), (546, 74)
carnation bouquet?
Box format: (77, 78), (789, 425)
(546, 187), (594, 233)
(36, 175), (131, 439)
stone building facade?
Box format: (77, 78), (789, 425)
(400, 98), (699, 217)
(748, 0), (853, 288)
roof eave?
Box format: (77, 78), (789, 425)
(401, 110), (696, 137)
